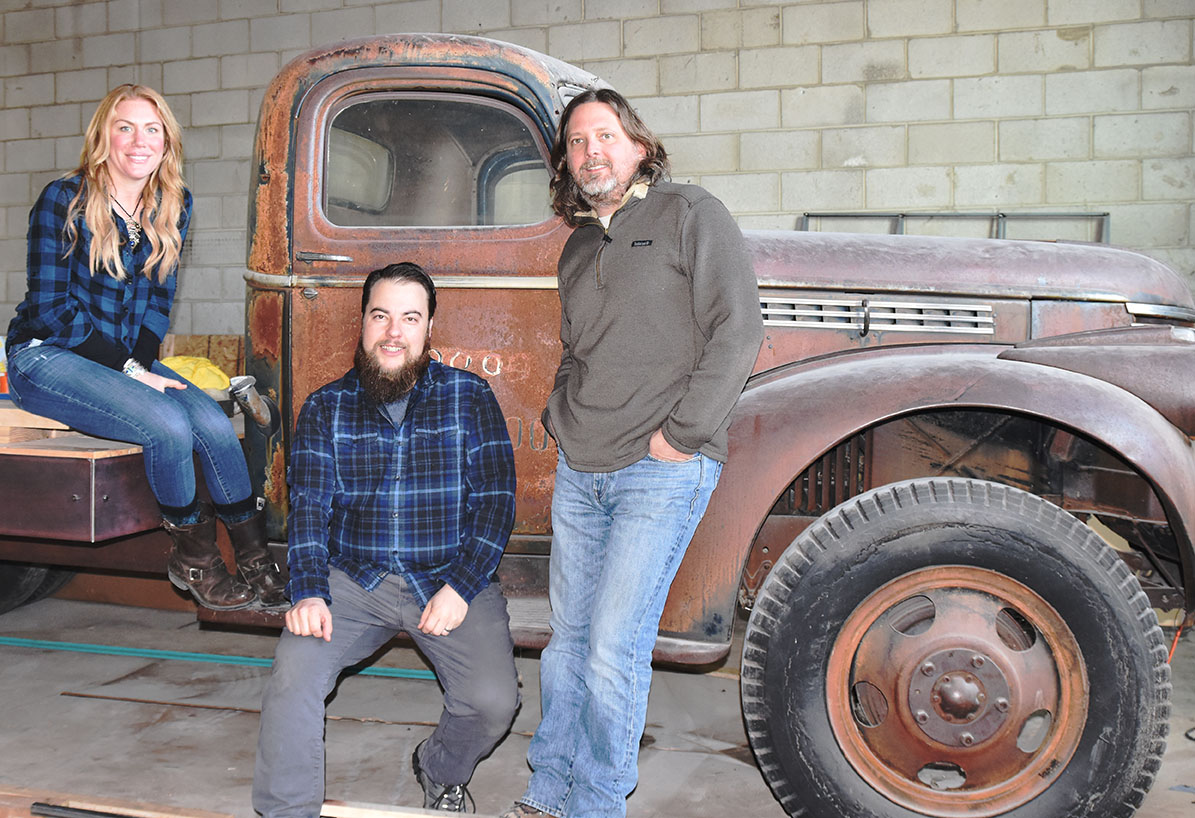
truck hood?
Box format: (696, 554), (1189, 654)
(746, 230), (1194, 309)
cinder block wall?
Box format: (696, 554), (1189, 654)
(1, 0), (1192, 336)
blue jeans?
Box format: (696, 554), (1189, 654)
(253, 568), (519, 818)
(522, 453), (721, 818)
(6, 343), (252, 513)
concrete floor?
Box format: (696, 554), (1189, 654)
(0, 597), (1192, 818)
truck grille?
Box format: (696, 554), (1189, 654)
(761, 297), (995, 335)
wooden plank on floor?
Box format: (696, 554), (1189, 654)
(0, 787), (232, 818)
(322, 800), (496, 818)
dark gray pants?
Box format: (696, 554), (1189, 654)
(252, 568), (519, 818)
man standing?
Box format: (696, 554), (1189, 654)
(504, 90), (764, 818)
(253, 262), (519, 816)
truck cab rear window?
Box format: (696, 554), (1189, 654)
(324, 94), (552, 228)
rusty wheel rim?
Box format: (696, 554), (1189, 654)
(825, 566), (1088, 818)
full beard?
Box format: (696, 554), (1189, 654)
(576, 163), (624, 210)
(355, 340), (432, 405)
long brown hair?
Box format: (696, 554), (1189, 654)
(549, 89), (670, 227)
(65, 84), (186, 282)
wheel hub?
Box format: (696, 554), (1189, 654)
(908, 649), (1010, 746)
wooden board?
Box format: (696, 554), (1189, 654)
(0, 787), (232, 818)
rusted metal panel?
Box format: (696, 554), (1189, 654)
(0, 529), (171, 572)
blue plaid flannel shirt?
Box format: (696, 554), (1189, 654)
(286, 359), (517, 607)
(5, 175), (192, 364)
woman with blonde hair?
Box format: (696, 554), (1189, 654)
(5, 84), (285, 610)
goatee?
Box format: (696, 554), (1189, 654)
(355, 339), (431, 404)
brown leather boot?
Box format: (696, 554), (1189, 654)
(225, 508), (288, 609)
(164, 506), (255, 610)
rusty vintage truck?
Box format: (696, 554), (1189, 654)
(3, 33), (1194, 818)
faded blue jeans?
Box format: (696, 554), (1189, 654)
(6, 342), (252, 516)
(521, 453), (721, 818)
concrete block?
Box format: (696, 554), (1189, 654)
(547, 21), (621, 62)
(699, 172), (779, 214)
(954, 163), (1044, 207)
(164, 92), (191, 128)
(0, 109), (29, 142)
(666, 133), (739, 174)
(4, 74), (53, 109)
(865, 166), (952, 208)
(221, 0), (290, 17)
(954, 75), (1043, 119)
(741, 130), (819, 171)
(1095, 112), (1190, 158)
(220, 194), (249, 229)
(483, 28), (548, 52)
(700, 89), (779, 132)
(781, 1), (864, 45)
(701, 10), (743, 50)
(822, 40), (906, 84)
(1049, 0), (1144, 25)
(1095, 20), (1191, 67)
(375, 1), (440, 33)
(866, 0), (953, 38)
(195, 299), (245, 335)
(106, 0), (144, 33)
(999, 117), (1090, 161)
(957, 0), (1045, 31)
(140, 27), (192, 64)
(824, 125), (905, 168)
(280, 0), (343, 11)
(55, 2), (107, 39)
(512, 0), (582, 26)
(193, 21), (250, 58)
(0, 172), (31, 207)
(584, 0), (660, 20)
(167, 301), (191, 334)
(4, 138), (55, 174)
(1144, 65), (1195, 111)
(997, 29), (1090, 73)
(220, 53), (280, 90)
(867, 79), (951, 123)
(220, 123), (257, 160)
(1109, 202), (1188, 247)
(0, 45), (31, 78)
(30, 39), (83, 75)
(310, 7), (376, 43)
(183, 126), (222, 160)
(660, 52), (737, 95)
(55, 136), (79, 170)
(909, 122), (994, 165)
(738, 213), (800, 230)
(742, 7), (783, 47)
(55, 68), (108, 104)
(1046, 69), (1139, 114)
(30, 103), (79, 139)
(739, 45), (819, 90)
(625, 16), (701, 56)
(189, 90), (249, 128)
(186, 160), (249, 196)
(662, 0), (728, 12)
(161, 0), (219, 26)
(249, 14), (312, 53)
(630, 95), (699, 135)
(163, 58), (220, 95)
(909, 34), (995, 78)
(1144, 157), (1195, 201)
(444, 0), (510, 31)
(5, 8), (54, 44)
(585, 58), (658, 97)
(781, 84), (865, 128)
(1045, 159), (1140, 203)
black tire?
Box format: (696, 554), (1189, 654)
(26, 568), (76, 604)
(741, 478), (1171, 818)
(0, 562), (51, 615)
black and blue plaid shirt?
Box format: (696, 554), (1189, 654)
(6, 175), (192, 366)
(287, 360), (517, 607)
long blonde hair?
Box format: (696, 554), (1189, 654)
(65, 84), (186, 283)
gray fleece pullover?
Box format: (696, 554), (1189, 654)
(544, 181), (764, 472)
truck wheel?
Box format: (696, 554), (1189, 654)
(0, 563), (51, 615)
(26, 568), (76, 604)
(741, 478), (1170, 818)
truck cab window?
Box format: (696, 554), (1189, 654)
(324, 95), (552, 227)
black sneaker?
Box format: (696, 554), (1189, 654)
(412, 739), (476, 813)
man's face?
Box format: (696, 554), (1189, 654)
(564, 101), (647, 213)
(360, 279), (431, 374)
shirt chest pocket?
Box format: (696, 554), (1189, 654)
(410, 426), (467, 475)
(335, 433), (386, 489)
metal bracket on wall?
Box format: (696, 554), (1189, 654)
(798, 211), (1112, 243)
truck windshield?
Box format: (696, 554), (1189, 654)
(324, 93), (552, 228)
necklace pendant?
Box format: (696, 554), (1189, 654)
(126, 219), (141, 248)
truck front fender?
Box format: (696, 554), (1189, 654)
(660, 344), (1195, 644)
